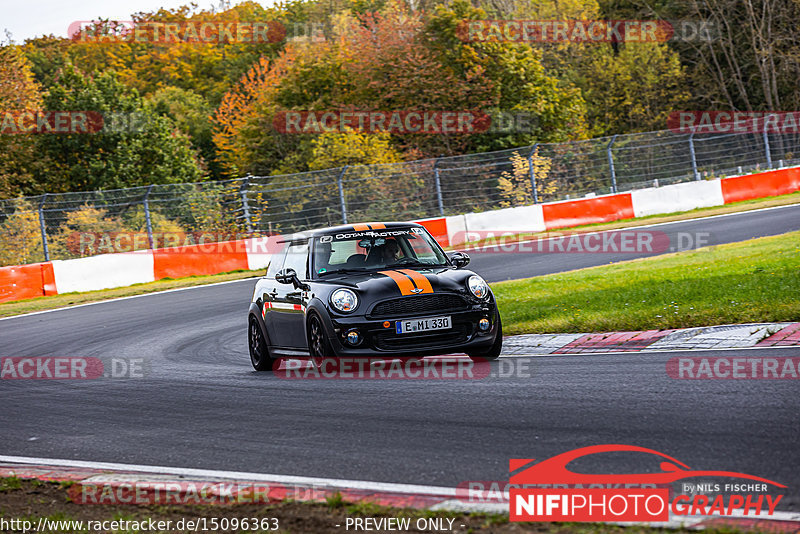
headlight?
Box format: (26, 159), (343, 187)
(330, 288), (358, 312)
(467, 275), (489, 299)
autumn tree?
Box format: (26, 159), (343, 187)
(582, 42), (689, 134)
(0, 45), (46, 198)
(497, 148), (557, 206)
(424, 0), (589, 149)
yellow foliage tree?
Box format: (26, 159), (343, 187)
(0, 45), (44, 198)
(48, 205), (123, 258)
(497, 149), (556, 207)
(0, 203), (44, 266)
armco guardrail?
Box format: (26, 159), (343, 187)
(1, 126), (799, 265)
(1, 166), (798, 303)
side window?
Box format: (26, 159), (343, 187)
(283, 242), (309, 279)
(266, 247), (287, 279)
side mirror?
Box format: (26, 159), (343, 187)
(449, 251), (470, 269)
(276, 268), (308, 289)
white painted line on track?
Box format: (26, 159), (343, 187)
(0, 277), (259, 322)
(2, 456), (799, 521)
(464, 202), (800, 253)
(0, 455), (456, 497)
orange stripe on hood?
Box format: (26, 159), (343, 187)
(398, 269), (433, 294)
(379, 270), (416, 296)
(352, 224), (370, 231)
(370, 223), (386, 229)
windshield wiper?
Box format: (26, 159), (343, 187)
(317, 268), (372, 277)
(386, 262), (447, 269)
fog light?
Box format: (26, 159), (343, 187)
(478, 318), (491, 331)
(346, 329), (362, 346)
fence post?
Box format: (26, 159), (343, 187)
(38, 194), (50, 262)
(337, 166), (349, 224)
(528, 143), (540, 204)
(689, 133), (700, 181)
(143, 184), (155, 249)
(763, 129), (773, 169)
(434, 158), (444, 216)
(607, 135), (618, 194)
(239, 177), (253, 234)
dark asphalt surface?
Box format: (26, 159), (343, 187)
(0, 205), (798, 509)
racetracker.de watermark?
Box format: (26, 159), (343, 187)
(456, 19), (716, 43)
(64, 231), (283, 256)
(1, 111), (152, 135)
(273, 110), (490, 135)
(272, 357), (531, 379)
(455, 230), (712, 254)
(667, 357), (800, 379)
(68, 481), (288, 505)
(0, 357), (145, 380)
(68, 20), (286, 44)
(272, 110), (540, 135)
(668, 111), (800, 134)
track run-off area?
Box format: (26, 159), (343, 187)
(1, 204), (799, 510)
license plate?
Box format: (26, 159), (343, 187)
(396, 316), (451, 334)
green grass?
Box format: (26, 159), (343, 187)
(493, 231), (800, 334)
(0, 476), (22, 493)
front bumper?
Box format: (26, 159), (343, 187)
(323, 304), (499, 358)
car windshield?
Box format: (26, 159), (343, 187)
(311, 227), (448, 277)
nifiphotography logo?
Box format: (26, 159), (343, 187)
(509, 445), (785, 522)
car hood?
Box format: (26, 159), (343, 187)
(317, 267), (476, 296)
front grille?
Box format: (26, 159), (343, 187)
(373, 324), (470, 350)
(369, 294), (470, 318)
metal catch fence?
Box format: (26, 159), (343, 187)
(1, 126), (797, 265)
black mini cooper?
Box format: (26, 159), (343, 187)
(247, 222), (502, 370)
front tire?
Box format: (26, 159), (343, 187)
(307, 312), (334, 360)
(249, 316), (275, 371)
(468, 316), (503, 361)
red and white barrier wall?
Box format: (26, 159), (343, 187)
(1, 166), (798, 303)
(442, 166), (799, 246)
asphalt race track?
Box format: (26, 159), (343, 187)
(1, 205), (799, 509)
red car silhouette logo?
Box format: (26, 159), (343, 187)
(510, 445), (785, 487)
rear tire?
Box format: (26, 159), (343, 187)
(468, 316), (503, 361)
(249, 316), (275, 371)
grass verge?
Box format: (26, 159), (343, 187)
(0, 478), (769, 534)
(0, 269), (262, 318)
(450, 190), (800, 251)
(494, 231), (800, 335)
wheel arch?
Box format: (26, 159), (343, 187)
(248, 302), (273, 348)
(304, 298), (338, 347)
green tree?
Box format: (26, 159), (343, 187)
(37, 64), (204, 192)
(147, 87), (220, 178)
